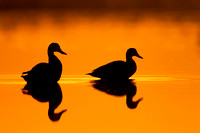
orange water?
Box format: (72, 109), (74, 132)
(0, 75), (200, 133)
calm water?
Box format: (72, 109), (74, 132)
(0, 75), (200, 133)
(0, 10), (200, 132)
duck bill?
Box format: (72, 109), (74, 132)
(136, 54), (143, 59)
(59, 49), (67, 55)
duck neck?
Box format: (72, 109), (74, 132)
(126, 54), (134, 63)
(48, 50), (58, 64)
(126, 54), (136, 75)
(48, 50), (62, 82)
(48, 47), (54, 57)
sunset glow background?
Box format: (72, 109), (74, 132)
(0, 0), (200, 133)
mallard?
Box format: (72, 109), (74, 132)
(21, 43), (67, 84)
(88, 48), (143, 80)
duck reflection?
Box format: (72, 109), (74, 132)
(91, 79), (143, 109)
(22, 83), (66, 121)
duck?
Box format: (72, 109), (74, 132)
(21, 43), (67, 84)
(88, 48), (143, 80)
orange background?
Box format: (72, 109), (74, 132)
(0, 2), (200, 132)
(0, 13), (200, 76)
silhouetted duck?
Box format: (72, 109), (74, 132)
(88, 48), (143, 80)
(21, 43), (67, 84)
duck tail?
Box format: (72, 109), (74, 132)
(21, 75), (28, 82)
(21, 71), (30, 82)
(86, 73), (92, 75)
(21, 71), (30, 77)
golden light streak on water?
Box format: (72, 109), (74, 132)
(0, 75), (198, 84)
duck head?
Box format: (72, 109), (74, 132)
(48, 43), (67, 55)
(126, 48), (143, 59)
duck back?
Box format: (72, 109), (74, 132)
(23, 63), (52, 84)
(89, 61), (132, 80)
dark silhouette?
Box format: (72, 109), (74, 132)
(21, 43), (67, 121)
(87, 48), (143, 80)
(22, 83), (67, 121)
(21, 43), (67, 84)
(91, 79), (143, 109)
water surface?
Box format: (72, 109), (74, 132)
(0, 75), (199, 132)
